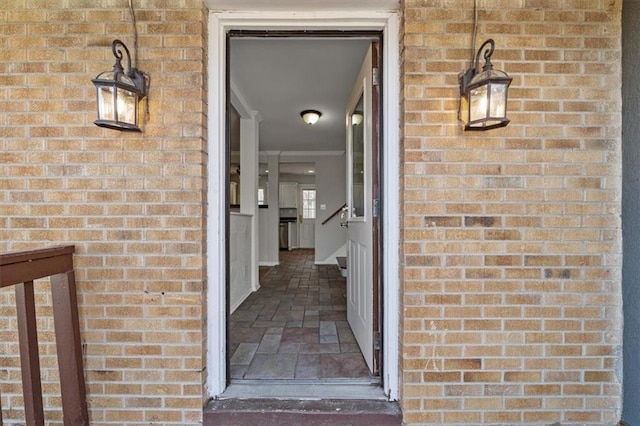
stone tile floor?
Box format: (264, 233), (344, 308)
(229, 249), (372, 380)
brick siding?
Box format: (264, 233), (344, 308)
(0, 0), (624, 424)
(400, 0), (623, 424)
(0, 1), (207, 424)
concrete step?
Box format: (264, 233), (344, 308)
(204, 398), (402, 425)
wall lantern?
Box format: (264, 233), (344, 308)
(92, 39), (147, 132)
(458, 38), (512, 131)
(300, 110), (322, 125)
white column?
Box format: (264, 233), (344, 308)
(266, 152), (281, 264)
(240, 113), (260, 291)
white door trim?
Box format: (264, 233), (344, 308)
(206, 8), (401, 401)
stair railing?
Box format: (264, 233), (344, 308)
(321, 203), (347, 226)
(0, 246), (88, 426)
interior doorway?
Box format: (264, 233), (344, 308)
(226, 32), (382, 384)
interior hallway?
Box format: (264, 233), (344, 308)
(229, 249), (372, 380)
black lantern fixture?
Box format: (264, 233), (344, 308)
(459, 39), (512, 131)
(92, 39), (147, 131)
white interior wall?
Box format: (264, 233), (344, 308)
(229, 214), (253, 312)
(313, 155), (347, 263)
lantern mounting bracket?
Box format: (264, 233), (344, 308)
(111, 39), (147, 98)
(459, 38), (495, 97)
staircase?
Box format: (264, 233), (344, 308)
(337, 256), (347, 277)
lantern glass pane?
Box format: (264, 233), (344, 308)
(116, 87), (137, 125)
(469, 84), (488, 123)
(97, 86), (116, 121)
(489, 83), (507, 118)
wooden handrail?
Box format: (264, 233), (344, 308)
(0, 246), (88, 426)
(321, 203), (347, 226)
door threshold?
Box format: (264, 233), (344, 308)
(204, 396), (402, 426)
(220, 378), (386, 400)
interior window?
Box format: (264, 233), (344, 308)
(302, 189), (316, 219)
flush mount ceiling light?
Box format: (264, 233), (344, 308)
(92, 39), (148, 131)
(300, 110), (322, 125)
(458, 38), (512, 131)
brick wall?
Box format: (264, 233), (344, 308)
(0, 0), (625, 424)
(0, 1), (207, 424)
(400, 0), (623, 424)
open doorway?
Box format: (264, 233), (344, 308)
(206, 8), (401, 400)
(227, 33), (382, 384)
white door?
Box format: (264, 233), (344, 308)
(346, 44), (378, 374)
(299, 186), (316, 249)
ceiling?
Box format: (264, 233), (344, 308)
(229, 37), (371, 153)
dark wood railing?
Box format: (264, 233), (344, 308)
(0, 246), (88, 426)
(321, 203), (347, 226)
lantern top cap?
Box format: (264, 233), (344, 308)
(92, 70), (137, 87)
(468, 67), (512, 89)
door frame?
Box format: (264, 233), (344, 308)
(206, 7), (401, 401)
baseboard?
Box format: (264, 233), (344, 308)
(230, 288), (253, 314)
